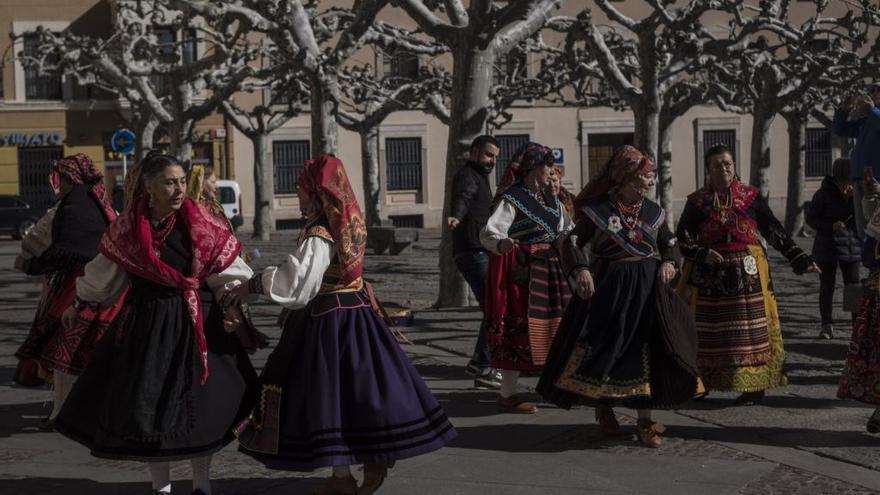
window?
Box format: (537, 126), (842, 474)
(806, 128), (833, 178)
(18, 146), (63, 207)
(494, 50), (527, 86)
(382, 49), (419, 80)
(386, 138), (422, 191)
(182, 29), (198, 65)
(703, 129), (737, 161)
(192, 142), (213, 167)
(273, 140), (310, 194)
(23, 34), (62, 100)
(494, 134), (530, 184)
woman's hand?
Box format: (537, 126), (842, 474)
(61, 306), (78, 330)
(498, 238), (517, 254)
(804, 262), (822, 274)
(220, 281), (249, 308)
(658, 262), (676, 284)
(223, 306), (243, 333)
(574, 268), (595, 300)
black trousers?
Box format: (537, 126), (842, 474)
(817, 258), (861, 326)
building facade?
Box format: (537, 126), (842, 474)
(1, 1), (846, 229)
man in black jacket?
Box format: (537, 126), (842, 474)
(448, 135), (502, 389)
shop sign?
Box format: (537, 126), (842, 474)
(0, 132), (64, 147)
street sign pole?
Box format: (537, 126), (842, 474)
(111, 128), (136, 180)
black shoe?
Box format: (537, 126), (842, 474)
(473, 368), (502, 389)
(867, 409), (880, 434)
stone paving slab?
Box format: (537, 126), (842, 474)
(1, 233), (880, 494)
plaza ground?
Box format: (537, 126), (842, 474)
(1, 231), (879, 494)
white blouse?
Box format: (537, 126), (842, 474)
(259, 236), (333, 310)
(480, 199), (574, 255)
(77, 254), (254, 306)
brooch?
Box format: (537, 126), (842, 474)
(608, 215), (622, 233)
(743, 254), (758, 275)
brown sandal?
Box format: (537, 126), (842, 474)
(359, 463), (389, 495)
(636, 418), (666, 448)
(497, 395), (538, 414)
(595, 406), (620, 435)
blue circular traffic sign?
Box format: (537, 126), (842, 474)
(111, 128), (136, 155)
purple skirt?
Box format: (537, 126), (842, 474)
(236, 291), (456, 471)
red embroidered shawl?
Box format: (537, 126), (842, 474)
(99, 196), (241, 383)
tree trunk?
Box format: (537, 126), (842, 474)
(360, 125), (382, 226)
(310, 71), (339, 156)
(252, 132), (274, 241)
(657, 121), (675, 228)
(749, 103), (776, 200)
(134, 115), (158, 161)
(436, 47), (496, 308)
(783, 113), (807, 236)
(632, 99), (661, 207)
(167, 119), (194, 166)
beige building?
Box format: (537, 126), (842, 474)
(0, 1), (847, 228)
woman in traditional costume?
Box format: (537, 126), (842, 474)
(480, 142), (573, 414)
(232, 155), (456, 495)
(54, 152), (256, 495)
(14, 154), (124, 419)
(550, 164), (576, 218)
(838, 174), (880, 433)
(676, 144), (819, 405)
(537, 145), (699, 448)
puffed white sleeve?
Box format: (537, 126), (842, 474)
(205, 256), (254, 294)
(480, 200), (516, 255)
(76, 254), (128, 306)
(258, 236), (333, 309)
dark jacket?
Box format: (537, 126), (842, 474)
(450, 161), (493, 255)
(806, 176), (862, 263)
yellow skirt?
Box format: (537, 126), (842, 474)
(676, 245), (787, 392)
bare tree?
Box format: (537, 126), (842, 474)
(217, 48), (308, 240)
(19, 1), (260, 162)
(559, 1), (749, 223)
(338, 63), (451, 226)
(392, 0), (565, 307)
(712, 0), (880, 233)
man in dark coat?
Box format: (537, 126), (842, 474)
(447, 135), (501, 388)
(806, 158), (862, 339)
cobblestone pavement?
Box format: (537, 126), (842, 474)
(1, 230), (880, 494)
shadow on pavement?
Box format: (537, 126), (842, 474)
(0, 477), (317, 495)
(0, 401), (51, 438)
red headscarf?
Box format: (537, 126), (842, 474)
(99, 189), (241, 384)
(298, 155), (367, 286)
(495, 142), (556, 199)
(574, 145), (655, 212)
(52, 153), (116, 222)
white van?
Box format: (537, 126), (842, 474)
(217, 180), (244, 229)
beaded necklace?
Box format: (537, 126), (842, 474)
(615, 197), (644, 230)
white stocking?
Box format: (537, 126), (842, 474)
(500, 370), (520, 398)
(49, 370), (77, 420)
(148, 461), (171, 493)
(191, 455), (212, 494)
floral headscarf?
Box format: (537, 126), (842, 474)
(574, 145), (654, 211)
(495, 142), (556, 198)
(298, 155), (367, 286)
(52, 153), (115, 221)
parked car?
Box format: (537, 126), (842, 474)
(217, 180), (244, 229)
(0, 195), (50, 239)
